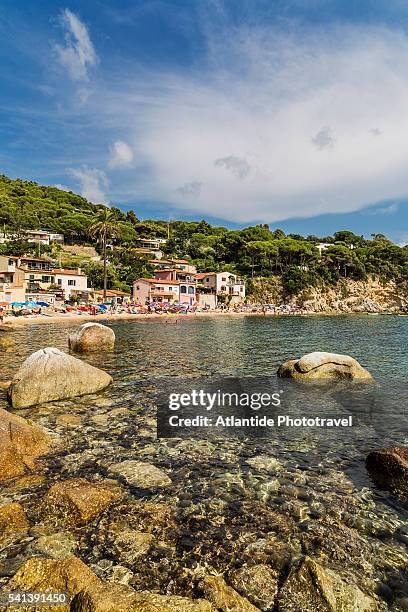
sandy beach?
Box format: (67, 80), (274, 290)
(0, 309), (301, 328)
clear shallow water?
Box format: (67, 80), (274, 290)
(2, 313), (407, 381)
(0, 314), (408, 607)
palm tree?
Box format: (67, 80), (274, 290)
(88, 208), (120, 300)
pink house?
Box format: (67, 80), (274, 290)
(133, 276), (196, 305)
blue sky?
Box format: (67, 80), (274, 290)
(1, 1), (408, 243)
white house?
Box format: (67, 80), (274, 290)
(196, 271), (245, 300)
(52, 268), (89, 298)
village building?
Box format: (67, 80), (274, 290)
(132, 238), (167, 259)
(24, 230), (65, 245)
(153, 268), (196, 304)
(25, 290), (57, 305)
(94, 289), (131, 304)
(0, 256), (89, 300)
(0, 230), (64, 246)
(196, 271), (245, 306)
(150, 259), (197, 274)
(0, 263), (25, 305)
(133, 278), (181, 304)
(51, 269), (89, 299)
(133, 276), (196, 306)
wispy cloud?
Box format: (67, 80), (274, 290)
(215, 156), (251, 179)
(55, 9), (97, 82)
(311, 126), (336, 150)
(68, 165), (109, 204)
(176, 181), (202, 198)
(108, 140), (134, 169)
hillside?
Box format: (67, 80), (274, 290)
(0, 173), (407, 297)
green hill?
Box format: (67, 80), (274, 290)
(0, 173), (407, 296)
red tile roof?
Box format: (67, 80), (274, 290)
(52, 268), (86, 276)
(136, 278), (180, 285)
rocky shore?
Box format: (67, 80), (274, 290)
(0, 326), (407, 610)
(250, 276), (408, 314)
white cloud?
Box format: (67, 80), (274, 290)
(108, 140), (134, 169)
(81, 24), (408, 222)
(53, 183), (70, 191)
(68, 165), (109, 204)
(55, 9), (97, 81)
(366, 202), (399, 215)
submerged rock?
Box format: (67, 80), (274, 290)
(229, 564), (279, 610)
(41, 478), (123, 526)
(366, 447), (408, 497)
(278, 351), (373, 381)
(8, 553), (212, 611)
(278, 557), (379, 611)
(8, 347), (113, 408)
(112, 529), (154, 565)
(72, 586), (214, 612)
(68, 322), (115, 353)
(56, 413), (83, 427)
(7, 556), (101, 603)
(0, 502), (29, 543)
(71, 582), (138, 612)
(0, 406), (52, 481)
(31, 531), (78, 559)
(108, 460), (172, 489)
(201, 575), (259, 611)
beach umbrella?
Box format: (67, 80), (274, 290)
(37, 301), (50, 307)
(99, 304), (108, 310)
(11, 302), (25, 307)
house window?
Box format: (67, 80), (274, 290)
(240, 287), (243, 292)
(205, 278), (209, 282)
(136, 285), (140, 290)
(222, 277), (226, 281)
(29, 275), (34, 281)
(180, 285), (187, 293)
(41, 276), (50, 282)
(221, 285), (226, 291)
(68, 279), (76, 286)
(188, 286), (194, 294)
(57, 279), (62, 285)
(8, 259), (14, 266)
(169, 287), (174, 292)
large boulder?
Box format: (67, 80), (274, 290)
(278, 557), (379, 611)
(0, 407), (52, 481)
(278, 352), (373, 381)
(8, 347), (113, 408)
(366, 447), (408, 497)
(68, 322), (115, 353)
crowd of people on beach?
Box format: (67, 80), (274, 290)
(0, 300), (312, 321)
